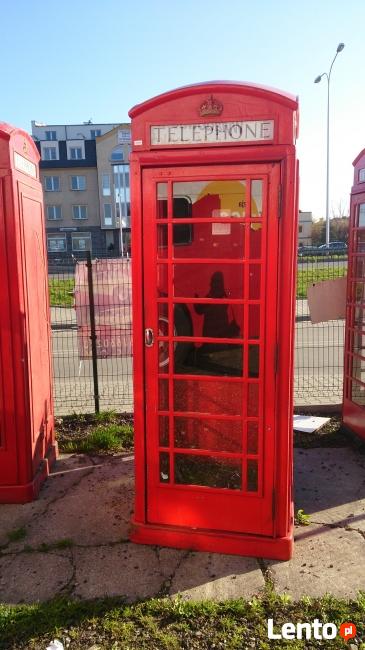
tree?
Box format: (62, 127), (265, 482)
(311, 219), (326, 245)
(330, 217), (349, 243)
(310, 216), (349, 245)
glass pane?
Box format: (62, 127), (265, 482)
(159, 416), (169, 446)
(157, 183), (168, 218)
(159, 452), (170, 483)
(354, 282), (365, 304)
(158, 340), (170, 372)
(354, 256), (365, 279)
(249, 265), (261, 299)
(351, 379), (365, 406)
(159, 379), (169, 410)
(247, 383), (259, 416)
(174, 302), (243, 339)
(357, 230), (365, 253)
(359, 204), (365, 227)
(174, 454), (242, 489)
(157, 264), (168, 295)
(174, 379), (243, 415)
(353, 330), (365, 356)
(354, 306), (365, 327)
(251, 180), (263, 217)
(352, 355), (365, 384)
(174, 417), (242, 452)
(157, 225), (168, 258)
(173, 222), (245, 259)
(174, 265), (243, 299)
(249, 224), (262, 259)
(249, 305), (260, 339)
(247, 422), (259, 454)
(248, 345), (260, 377)
(173, 180), (247, 218)
(175, 343), (243, 377)
(247, 459), (258, 492)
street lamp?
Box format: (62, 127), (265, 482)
(314, 42), (345, 246)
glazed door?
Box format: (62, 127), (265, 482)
(143, 163), (280, 535)
(344, 195), (365, 419)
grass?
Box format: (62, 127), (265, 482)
(297, 266), (347, 299)
(49, 278), (75, 307)
(56, 411), (134, 454)
(0, 593), (364, 649)
(61, 424), (134, 454)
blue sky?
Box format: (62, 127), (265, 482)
(1, 0), (364, 218)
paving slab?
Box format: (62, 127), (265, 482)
(73, 543), (182, 601)
(2, 454), (135, 553)
(0, 454), (102, 547)
(295, 448), (365, 531)
(0, 551), (73, 604)
(1, 447), (365, 604)
(169, 551), (264, 600)
(266, 524), (365, 600)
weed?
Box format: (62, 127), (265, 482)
(7, 527), (27, 543)
(295, 508), (311, 526)
(93, 410), (118, 424)
(54, 539), (74, 549)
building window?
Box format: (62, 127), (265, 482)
(359, 169), (365, 183)
(69, 147), (83, 160)
(43, 146), (57, 160)
(72, 205), (88, 220)
(47, 205), (62, 220)
(72, 233), (92, 252)
(44, 176), (60, 191)
(47, 234), (67, 252)
(110, 146), (124, 163)
(113, 164), (130, 227)
(299, 225), (303, 233)
(45, 130), (57, 141)
(103, 204), (113, 227)
(71, 175), (86, 190)
(102, 173), (111, 196)
(90, 129), (101, 139)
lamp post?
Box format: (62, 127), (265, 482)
(314, 42), (345, 247)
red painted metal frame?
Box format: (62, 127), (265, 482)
(129, 82), (298, 559)
(0, 123), (57, 503)
(343, 148), (365, 439)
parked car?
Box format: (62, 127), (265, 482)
(317, 241), (348, 255)
(298, 245), (319, 257)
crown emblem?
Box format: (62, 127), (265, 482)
(199, 95), (223, 117)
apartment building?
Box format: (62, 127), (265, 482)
(31, 120), (131, 257)
(298, 210), (313, 245)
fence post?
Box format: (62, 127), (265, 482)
(86, 251), (100, 413)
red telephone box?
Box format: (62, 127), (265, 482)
(129, 82), (298, 560)
(343, 149), (365, 439)
(0, 123), (56, 503)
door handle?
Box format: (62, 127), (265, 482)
(145, 328), (154, 347)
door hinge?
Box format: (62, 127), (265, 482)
(272, 488), (276, 520)
(274, 342), (279, 373)
(278, 184), (282, 219)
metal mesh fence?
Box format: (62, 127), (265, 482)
(49, 251), (133, 415)
(49, 251), (347, 415)
(294, 253), (347, 407)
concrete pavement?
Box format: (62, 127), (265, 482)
(0, 446), (364, 604)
